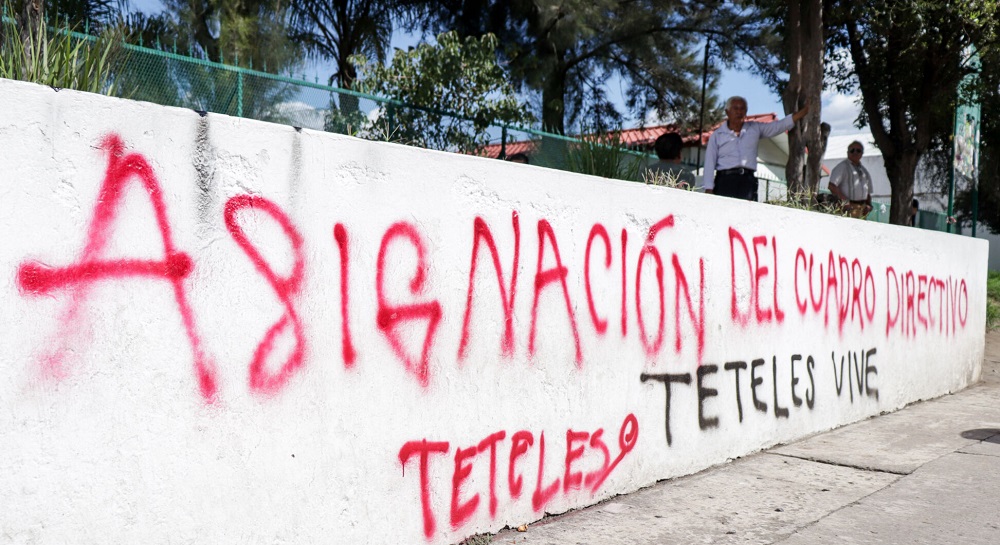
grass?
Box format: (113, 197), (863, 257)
(987, 270), (1000, 330)
(765, 190), (854, 218)
(642, 168), (695, 190)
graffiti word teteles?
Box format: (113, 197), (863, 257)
(398, 414), (638, 539)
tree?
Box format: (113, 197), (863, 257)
(744, 0), (842, 201)
(161, 0), (301, 68)
(778, 0), (829, 199)
(288, 0), (392, 89)
(107, 0), (305, 121)
(351, 31), (534, 152)
(827, 0), (1000, 225)
(398, 0), (775, 135)
(951, 45), (1000, 232)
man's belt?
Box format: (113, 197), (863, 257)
(716, 167), (755, 176)
(849, 199), (869, 205)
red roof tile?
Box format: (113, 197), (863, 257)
(478, 114), (780, 158)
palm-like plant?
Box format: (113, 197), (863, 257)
(289, 0), (392, 89)
(0, 0), (125, 94)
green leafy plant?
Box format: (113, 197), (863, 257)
(986, 270), (1000, 330)
(987, 299), (999, 330)
(324, 102), (370, 136)
(0, 2), (126, 95)
(565, 130), (647, 181)
(351, 31), (533, 153)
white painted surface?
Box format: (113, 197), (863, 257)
(0, 78), (988, 545)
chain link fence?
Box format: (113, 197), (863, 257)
(2, 18), (952, 231)
(110, 36), (635, 173)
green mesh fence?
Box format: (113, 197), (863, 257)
(0, 20), (955, 233)
(109, 36), (628, 177)
(868, 198), (949, 229)
(113, 42), (392, 132)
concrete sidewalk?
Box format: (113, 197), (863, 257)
(492, 332), (1000, 545)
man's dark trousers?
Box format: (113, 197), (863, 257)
(714, 170), (757, 201)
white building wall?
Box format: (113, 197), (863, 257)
(0, 79), (989, 545)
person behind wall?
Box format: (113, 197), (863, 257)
(828, 140), (874, 219)
(647, 132), (695, 189)
(704, 96), (810, 200)
(910, 198), (919, 227)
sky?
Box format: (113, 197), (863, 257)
(391, 28), (864, 136)
(128, 0), (865, 138)
(717, 71), (864, 137)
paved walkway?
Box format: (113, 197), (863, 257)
(492, 332), (1000, 545)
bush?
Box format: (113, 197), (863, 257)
(987, 270), (1000, 330)
(0, 3), (126, 95)
(566, 130), (647, 181)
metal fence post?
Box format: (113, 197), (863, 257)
(237, 70), (243, 118)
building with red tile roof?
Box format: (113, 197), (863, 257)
(479, 114), (780, 160)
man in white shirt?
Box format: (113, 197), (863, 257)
(704, 96), (810, 200)
(828, 140), (874, 218)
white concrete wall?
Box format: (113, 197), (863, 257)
(0, 78), (988, 545)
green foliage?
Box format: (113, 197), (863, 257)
(764, 191), (854, 218)
(288, 0), (392, 88)
(5, 0), (116, 28)
(100, 0), (305, 122)
(987, 270), (1000, 300)
(825, 0), (1000, 224)
(159, 0), (303, 71)
(987, 270), (1000, 330)
(0, 1), (126, 95)
(111, 44), (301, 122)
(565, 130), (647, 181)
(398, 0), (752, 134)
(948, 42), (1000, 234)
(324, 96), (370, 135)
(351, 31), (533, 153)
(987, 302), (999, 330)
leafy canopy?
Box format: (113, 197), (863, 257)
(351, 30), (534, 152)
(289, 0), (392, 88)
(821, 0), (1000, 224)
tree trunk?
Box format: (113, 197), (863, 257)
(784, 127), (807, 198)
(19, 0), (44, 68)
(808, 122), (831, 193)
(884, 149), (919, 225)
(782, 0), (827, 203)
(541, 70), (566, 135)
(783, 1), (805, 198)
(192, 1), (220, 62)
(538, 68), (569, 168)
(336, 54), (360, 114)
